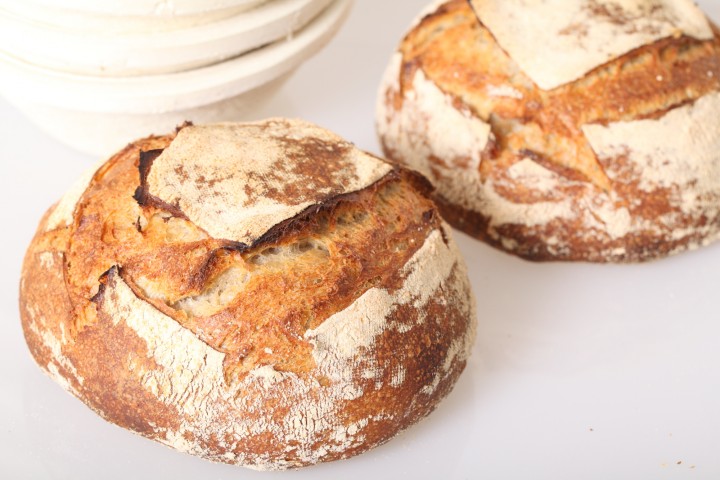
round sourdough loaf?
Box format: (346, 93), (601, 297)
(19, 119), (476, 470)
(377, 0), (720, 262)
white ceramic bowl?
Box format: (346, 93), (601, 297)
(0, 0), (352, 157)
(0, 0), (334, 75)
(0, 0), (269, 33)
(24, 0), (266, 16)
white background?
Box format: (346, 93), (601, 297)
(2, 1), (720, 478)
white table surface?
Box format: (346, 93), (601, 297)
(2, 1), (720, 478)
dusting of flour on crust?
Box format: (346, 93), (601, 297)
(45, 161), (103, 231)
(583, 91), (720, 222)
(507, 158), (560, 192)
(99, 222), (474, 469)
(486, 84), (524, 99)
(306, 226), (472, 369)
(377, 53), (492, 181)
(103, 271), (227, 418)
(146, 120), (393, 246)
(469, 0), (713, 90)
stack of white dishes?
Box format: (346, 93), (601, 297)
(0, 0), (352, 155)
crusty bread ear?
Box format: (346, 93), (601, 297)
(19, 118), (476, 470)
(377, 0), (720, 262)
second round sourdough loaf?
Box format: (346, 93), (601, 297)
(19, 119), (476, 470)
(377, 0), (720, 262)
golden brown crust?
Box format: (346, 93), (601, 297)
(20, 119), (476, 469)
(377, 0), (720, 262)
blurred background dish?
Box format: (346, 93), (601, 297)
(0, 0), (351, 155)
(0, 0), (269, 33)
(0, 0), (334, 75)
